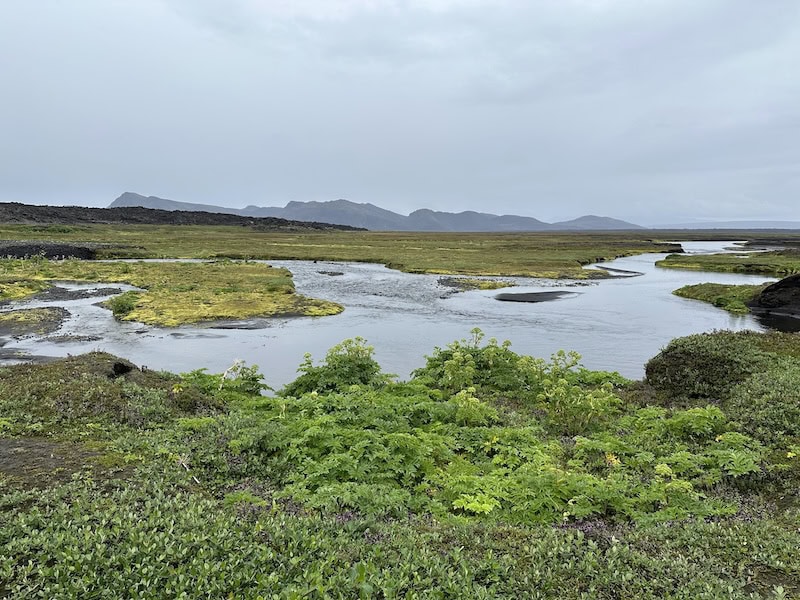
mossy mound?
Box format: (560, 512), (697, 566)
(644, 331), (800, 400)
(0, 352), (223, 434)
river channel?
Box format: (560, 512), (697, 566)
(0, 241), (787, 387)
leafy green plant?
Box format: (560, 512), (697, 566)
(280, 337), (391, 396)
(182, 359), (271, 396)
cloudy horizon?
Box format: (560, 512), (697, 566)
(1, 0), (798, 226)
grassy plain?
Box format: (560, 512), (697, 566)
(0, 226), (688, 326)
(0, 224), (686, 278)
(1, 331), (800, 597)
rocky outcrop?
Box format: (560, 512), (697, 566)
(748, 274), (800, 317)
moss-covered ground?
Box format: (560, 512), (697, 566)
(673, 282), (770, 314)
(660, 246), (800, 316)
(0, 258), (342, 326)
(438, 276), (517, 291)
(0, 307), (69, 336)
(658, 249), (800, 277)
(2, 332), (800, 598)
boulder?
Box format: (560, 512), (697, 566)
(748, 274), (800, 317)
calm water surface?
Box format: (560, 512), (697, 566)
(0, 241), (783, 386)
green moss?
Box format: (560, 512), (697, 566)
(0, 307), (67, 336)
(0, 259), (343, 326)
(0, 279), (49, 301)
(439, 276), (517, 291)
(673, 282), (769, 314)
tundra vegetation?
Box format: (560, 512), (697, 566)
(0, 257), (342, 326)
(0, 224), (687, 278)
(658, 248), (800, 277)
(1, 330), (799, 598)
(666, 249), (800, 315)
(673, 283), (770, 315)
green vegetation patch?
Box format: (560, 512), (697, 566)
(2, 478), (798, 599)
(658, 249), (800, 277)
(0, 351), (222, 436)
(0, 278), (49, 302)
(164, 333), (764, 525)
(2, 331), (800, 597)
(0, 258), (342, 326)
(644, 331), (798, 399)
(673, 282), (769, 314)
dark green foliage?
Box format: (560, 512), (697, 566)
(156, 336), (764, 524)
(1, 478), (798, 599)
(104, 290), (141, 317)
(644, 331), (776, 399)
(280, 337), (391, 396)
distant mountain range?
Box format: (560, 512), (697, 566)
(658, 220), (800, 230)
(110, 193), (645, 232)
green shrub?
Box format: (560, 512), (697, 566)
(181, 359), (270, 397)
(281, 337), (391, 396)
(104, 290), (141, 317)
(645, 331), (775, 399)
(725, 361), (800, 446)
(413, 329), (549, 398)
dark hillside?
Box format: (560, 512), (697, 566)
(0, 202), (364, 231)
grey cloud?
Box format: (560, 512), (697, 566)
(0, 0), (798, 222)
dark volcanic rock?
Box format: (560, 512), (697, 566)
(0, 202), (365, 231)
(748, 274), (800, 317)
(0, 240), (112, 259)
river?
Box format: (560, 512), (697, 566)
(0, 241), (786, 387)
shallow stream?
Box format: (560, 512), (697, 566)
(0, 241), (788, 387)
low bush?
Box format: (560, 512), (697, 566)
(725, 361), (800, 446)
(280, 337), (392, 396)
(104, 290), (141, 317)
(644, 331), (775, 399)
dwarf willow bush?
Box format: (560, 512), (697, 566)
(644, 331), (776, 399)
(726, 361), (800, 446)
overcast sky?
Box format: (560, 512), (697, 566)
(1, 1), (798, 225)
